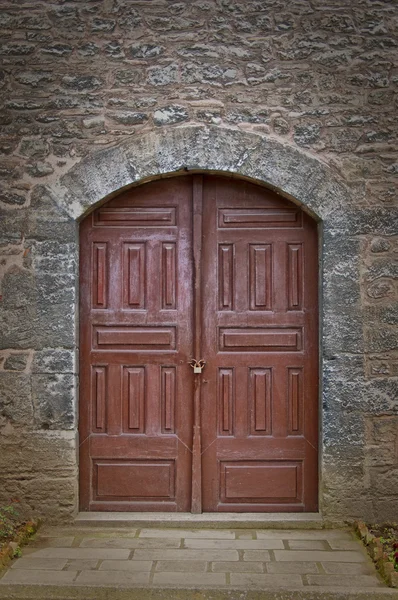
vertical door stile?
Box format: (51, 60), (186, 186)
(191, 175), (204, 514)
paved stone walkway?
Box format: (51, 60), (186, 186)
(0, 525), (396, 598)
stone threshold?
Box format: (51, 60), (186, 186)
(75, 512), (330, 529)
(0, 585), (397, 600)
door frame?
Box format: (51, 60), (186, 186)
(77, 170), (322, 514)
(50, 126), (358, 519)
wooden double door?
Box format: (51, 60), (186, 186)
(79, 175), (318, 512)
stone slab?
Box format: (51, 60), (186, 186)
(75, 512), (324, 530)
(29, 548), (130, 560)
(322, 562), (376, 574)
(32, 537), (75, 548)
(306, 574), (382, 588)
(274, 550), (366, 562)
(79, 537), (180, 549)
(266, 562), (319, 574)
(287, 540), (328, 550)
(75, 570), (150, 586)
(0, 570), (77, 584)
(139, 528), (235, 539)
(243, 550), (271, 561)
(184, 539), (284, 549)
(212, 561), (264, 573)
(229, 573), (303, 588)
(10, 559), (67, 571)
(327, 540), (365, 550)
(256, 530), (353, 540)
(99, 560), (152, 572)
(133, 549), (239, 561)
(155, 561), (207, 572)
(153, 572), (226, 586)
(65, 560), (99, 571)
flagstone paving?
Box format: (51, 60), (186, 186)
(0, 525), (395, 597)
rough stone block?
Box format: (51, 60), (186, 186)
(3, 353), (29, 371)
(0, 372), (33, 427)
(2, 267), (36, 309)
(32, 373), (75, 430)
(32, 349), (74, 374)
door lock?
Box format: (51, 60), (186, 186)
(189, 358), (206, 374)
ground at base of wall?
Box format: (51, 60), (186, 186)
(0, 503), (39, 571)
(355, 521), (398, 587)
(0, 524), (392, 600)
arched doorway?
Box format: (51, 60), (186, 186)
(79, 174), (318, 513)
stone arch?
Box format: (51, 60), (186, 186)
(48, 125), (362, 519)
(49, 125), (351, 224)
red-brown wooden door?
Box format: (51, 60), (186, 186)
(79, 177), (194, 511)
(201, 177), (318, 512)
(79, 175), (318, 512)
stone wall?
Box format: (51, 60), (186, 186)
(0, 0), (397, 523)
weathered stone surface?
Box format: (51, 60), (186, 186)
(25, 161), (54, 177)
(128, 44), (163, 59)
(32, 374), (75, 430)
(19, 139), (50, 159)
(2, 267), (36, 309)
(104, 41), (124, 59)
(153, 106), (188, 126)
(62, 76), (103, 91)
(15, 71), (54, 88)
(294, 124), (320, 146)
(0, 0), (397, 525)
(0, 189), (26, 206)
(0, 43), (35, 55)
(109, 112), (148, 125)
(115, 69), (143, 86)
(3, 353), (29, 371)
(41, 44), (73, 57)
(32, 350), (74, 374)
(0, 429), (77, 521)
(147, 64), (179, 86)
(91, 18), (116, 33)
(0, 372), (33, 427)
